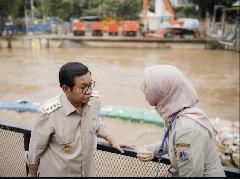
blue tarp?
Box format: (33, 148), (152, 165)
(27, 24), (51, 33)
(0, 18), (53, 34)
(0, 101), (164, 127)
(26, 19), (52, 33)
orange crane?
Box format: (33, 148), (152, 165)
(142, 0), (199, 39)
(142, 0), (165, 38)
(162, 0), (184, 26)
(142, 0), (184, 27)
(143, 0), (148, 20)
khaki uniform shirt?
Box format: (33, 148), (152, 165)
(143, 116), (226, 177)
(26, 92), (108, 177)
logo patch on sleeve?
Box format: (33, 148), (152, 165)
(175, 143), (191, 161)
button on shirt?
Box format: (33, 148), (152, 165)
(26, 93), (108, 177)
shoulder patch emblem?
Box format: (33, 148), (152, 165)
(45, 102), (61, 114)
(39, 94), (61, 114)
(175, 143), (191, 161)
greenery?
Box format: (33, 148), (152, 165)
(174, 3), (198, 18)
(0, 0), (238, 21)
(191, 0), (237, 19)
(0, 0), (23, 19)
(0, 0), (142, 21)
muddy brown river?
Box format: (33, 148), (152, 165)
(0, 47), (239, 146)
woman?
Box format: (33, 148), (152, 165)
(137, 65), (225, 177)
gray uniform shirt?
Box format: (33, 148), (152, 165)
(26, 93), (108, 177)
(143, 116), (226, 177)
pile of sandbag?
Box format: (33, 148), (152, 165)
(211, 117), (239, 168)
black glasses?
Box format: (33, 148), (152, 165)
(77, 80), (95, 93)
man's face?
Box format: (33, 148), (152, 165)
(64, 72), (95, 106)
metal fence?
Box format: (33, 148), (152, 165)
(0, 122), (239, 177)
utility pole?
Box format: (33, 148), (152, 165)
(143, 0), (149, 33)
(30, 0), (35, 25)
(25, 0), (29, 35)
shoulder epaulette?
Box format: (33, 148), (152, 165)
(39, 94), (62, 114)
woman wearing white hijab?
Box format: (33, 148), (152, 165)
(137, 65), (225, 177)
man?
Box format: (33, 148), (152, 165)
(26, 62), (130, 177)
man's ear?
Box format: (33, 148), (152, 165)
(62, 85), (70, 97)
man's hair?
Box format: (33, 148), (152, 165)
(59, 62), (90, 88)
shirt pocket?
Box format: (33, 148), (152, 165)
(54, 133), (74, 144)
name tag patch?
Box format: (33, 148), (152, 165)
(175, 143), (191, 161)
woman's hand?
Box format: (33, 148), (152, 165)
(136, 147), (154, 162)
(27, 167), (37, 177)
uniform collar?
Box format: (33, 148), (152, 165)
(61, 92), (92, 116)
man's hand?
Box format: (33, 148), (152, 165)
(136, 147), (154, 162)
(103, 135), (135, 153)
(111, 141), (136, 153)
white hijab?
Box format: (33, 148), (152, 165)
(144, 65), (216, 139)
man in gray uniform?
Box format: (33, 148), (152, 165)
(26, 62), (130, 177)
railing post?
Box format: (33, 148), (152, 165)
(23, 133), (31, 176)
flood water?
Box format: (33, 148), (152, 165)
(0, 47), (239, 146)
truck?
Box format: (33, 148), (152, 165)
(91, 21), (104, 36)
(72, 19), (86, 36)
(122, 20), (139, 37)
(108, 23), (119, 36)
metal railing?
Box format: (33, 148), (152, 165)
(0, 121), (239, 177)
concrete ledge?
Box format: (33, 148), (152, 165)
(0, 35), (208, 49)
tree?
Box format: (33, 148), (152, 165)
(0, 0), (23, 19)
(191, 0), (237, 19)
(116, 0), (142, 20)
(76, 0), (142, 20)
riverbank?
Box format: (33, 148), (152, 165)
(0, 46), (239, 169)
(0, 34), (224, 50)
